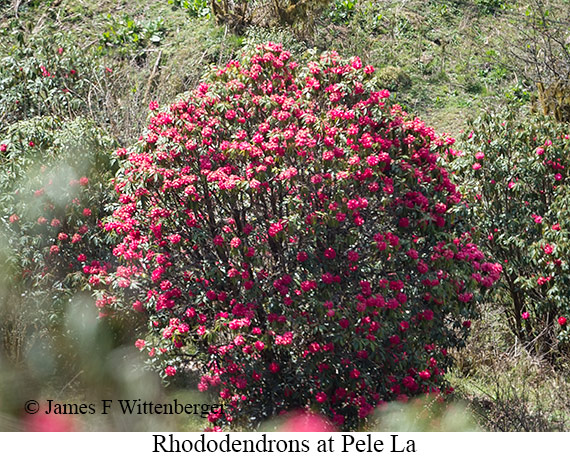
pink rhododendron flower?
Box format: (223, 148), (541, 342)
(324, 247), (336, 259)
(315, 392), (327, 403)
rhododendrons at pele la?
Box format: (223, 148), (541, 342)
(450, 106), (570, 349)
(97, 43), (501, 430)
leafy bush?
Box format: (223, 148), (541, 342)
(99, 14), (167, 57)
(168, 0), (211, 18)
(101, 43), (500, 430)
(0, 32), (109, 129)
(450, 105), (570, 349)
(0, 116), (118, 362)
(328, 0), (357, 24)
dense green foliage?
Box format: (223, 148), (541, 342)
(451, 106), (570, 350)
(0, 33), (107, 125)
(0, 116), (118, 362)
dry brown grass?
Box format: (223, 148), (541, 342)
(449, 303), (570, 431)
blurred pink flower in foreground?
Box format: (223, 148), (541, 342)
(23, 410), (77, 432)
(277, 411), (336, 432)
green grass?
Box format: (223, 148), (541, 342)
(0, 0), (533, 141)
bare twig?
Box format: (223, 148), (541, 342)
(57, 370), (85, 397)
(12, 0), (21, 18)
(218, 24), (228, 67)
(143, 49), (163, 103)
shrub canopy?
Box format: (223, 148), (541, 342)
(100, 43), (500, 429)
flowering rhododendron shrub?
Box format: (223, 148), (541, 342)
(102, 43), (500, 429)
(0, 116), (117, 335)
(450, 106), (570, 348)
